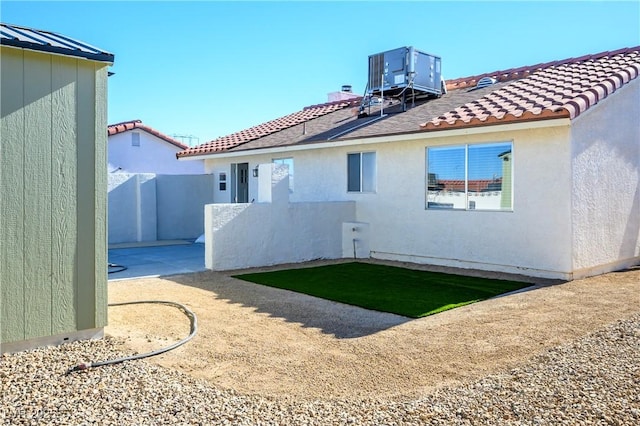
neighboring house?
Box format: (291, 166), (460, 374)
(177, 46), (640, 280)
(108, 119), (204, 174)
(107, 120), (211, 245)
(1, 23), (114, 352)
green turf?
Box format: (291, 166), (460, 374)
(233, 262), (531, 318)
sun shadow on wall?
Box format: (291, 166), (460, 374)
(163, 268), (411, 339)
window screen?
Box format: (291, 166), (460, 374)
(348, 152), (376, 193)
(427, 142), (512, 211)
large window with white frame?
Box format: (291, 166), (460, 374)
(426, 142), (512, 211)
(272, 157), (294, 192)
(347, 151), (376, 193)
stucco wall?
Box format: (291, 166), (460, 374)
(108, 173), (157, 243)
(156, 174), (215, 240)
(570, 79), (640, 277)
(204, 166), (356, 270)
(204, 122), (575, 278)
(108, 173), (214, 244)
(1, 46), (108, 350)
(109, 131), (204, 174)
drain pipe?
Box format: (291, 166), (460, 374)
(352, 226), (359, 259)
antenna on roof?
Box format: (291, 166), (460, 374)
(171, 134), (200, 147)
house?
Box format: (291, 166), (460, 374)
(1, 23), (114, 352)
(177, 46), (640, 281)
(108, 119), (204, 174)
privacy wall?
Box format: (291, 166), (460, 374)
(108, 173), (215, 244)
(205, 165), (356, 270)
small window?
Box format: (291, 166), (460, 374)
(219, 172), (227, 191)
(347, 152), (376, 193)
(131, 133), (140, 147)
(272, 157), (294, 192)
(426, 142), (512, 211)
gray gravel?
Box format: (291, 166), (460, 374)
(2, 313), (639, 425)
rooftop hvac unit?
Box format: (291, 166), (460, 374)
(367, 46), (442, 99)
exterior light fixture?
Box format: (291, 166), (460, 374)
(252, 166), (259, 177)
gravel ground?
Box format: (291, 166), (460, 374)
(103, 263), (640, 402)
(2, 313), (639, 425)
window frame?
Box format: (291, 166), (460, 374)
(347, 151), (377, 193)
(425, 141), (513, 211)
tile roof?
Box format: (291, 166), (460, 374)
(177, 98), (362, 158)
(178, 46), (640, 158)
(108, 120), (189, 150)
(0, 22), (114, 63)
(422, 47), (640, 130)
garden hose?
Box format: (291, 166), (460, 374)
(107, 262), (127, 274)
(67, 300), (197, 374)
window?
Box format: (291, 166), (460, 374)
(426, 142), (512, 211)
(131, 133), (140, 147)
(348, 152), (376, 193)
(272, 157), (294, 192)
(219, 172), (226, 191)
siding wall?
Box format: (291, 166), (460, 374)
(0, 46), (108, 349)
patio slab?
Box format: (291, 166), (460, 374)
(107, 242), (205, 280)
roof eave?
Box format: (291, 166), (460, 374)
(178, 116), (572, 160)
(419, 109), (571, 132)
(0, 39), (114, 63)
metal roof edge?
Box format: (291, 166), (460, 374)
(0, 37), (114, 63)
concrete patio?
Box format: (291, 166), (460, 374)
(107, 241), (205, 280)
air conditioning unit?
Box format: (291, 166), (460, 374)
(367, 46), (442, 98)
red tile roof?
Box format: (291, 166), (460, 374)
(177, 98), (362, 158)
(178, 46), (639, 158)
(107, 120), (189, 150)
(433, 179), (502, 192)
(422, 47), (640, 130)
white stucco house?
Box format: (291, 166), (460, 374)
(177, 46), (640, 281)
(108, 119), (204, 174)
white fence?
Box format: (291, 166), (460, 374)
(204, 164), (359, 271)
(108, 173), (214, 244)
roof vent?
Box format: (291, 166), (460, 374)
(475, 76), (498, 89)
(341, 84), (352, 93)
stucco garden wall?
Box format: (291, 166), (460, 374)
(204, 165), (356, 270)
(570, 79), (640, 277)
(108, 173), (157, 243)
(108, 173), (214, 244)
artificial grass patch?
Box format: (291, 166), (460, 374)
(233, 262), (530, 318)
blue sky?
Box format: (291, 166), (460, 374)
(2, 1), (639, 146)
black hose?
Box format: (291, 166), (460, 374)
(67, 300), (197, 374)
(108, 262), (127, 274)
